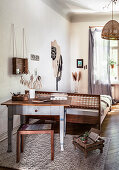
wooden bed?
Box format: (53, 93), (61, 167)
(66, 93), (111, 130)
(25, 91), (112, 129)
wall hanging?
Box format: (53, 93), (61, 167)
(30, 54), (40, 61)
(51, 40), (63, 91)
(77, 59), (83, 68)
(12, 25), (28, 74)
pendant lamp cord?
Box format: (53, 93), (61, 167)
(112, 0), (113, 20)
(112, 0), (118, 20)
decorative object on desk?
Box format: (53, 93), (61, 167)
(51, 40), (63, 91)
(50, 93), (68, 100)
(20, 75), (42, 98)
(101, 0), (119, 40)
(12, 94), (28, 101)
(29, 89), (35, 98)
(72, 71), (81, 93)
(77, 59), (83, 68)
(32, 99), (51, 103)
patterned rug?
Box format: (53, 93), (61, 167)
(0, 132), (110, 170)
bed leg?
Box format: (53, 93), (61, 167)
(97, 123), (101, 130)
(110, 106), (112, 112)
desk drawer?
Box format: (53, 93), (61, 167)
(50, 106), (60, 115)
(27, 106), (50, 115)
(13, 106), (62, 115)
(14, 106), (51, 115)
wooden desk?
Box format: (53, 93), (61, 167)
(1, 99), (70, 152)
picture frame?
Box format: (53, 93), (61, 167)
(77, 59), (83, 68)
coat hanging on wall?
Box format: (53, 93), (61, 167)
(51, 40), (63, 91)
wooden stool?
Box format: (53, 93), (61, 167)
(73, 128), (104, 158)
(16, 124), (54, 163)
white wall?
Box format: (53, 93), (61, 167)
(70, 22), (90, 93)
(0, 0), (71, 139)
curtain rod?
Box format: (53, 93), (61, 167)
(89, 26), (103, 28)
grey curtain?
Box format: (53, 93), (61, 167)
(88, 28), (112, 96)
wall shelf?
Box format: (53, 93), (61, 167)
(12, 57), (28, 75)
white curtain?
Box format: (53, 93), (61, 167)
(88, 28), (111, 95)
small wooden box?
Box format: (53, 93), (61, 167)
(73, 128), (104, 158)
(12, 95), (29, 101)
(12, 57), (28, 75)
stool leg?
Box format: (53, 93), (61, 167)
(51, 130), (54, 161)
(73, 143), (76, 150)
(16, 132), (20, 163)
(84, 151), (87, 158)
(25, 116), (29, 124)
(100, 148), (103, 153)
(21, 135), (24, 153)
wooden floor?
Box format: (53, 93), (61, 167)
(0, 105), (119, 170)
(102, 106), (119, 170)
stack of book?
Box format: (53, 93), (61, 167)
(50, 93), (68, 100)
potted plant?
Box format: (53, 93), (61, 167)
(109, 59), (116, 69)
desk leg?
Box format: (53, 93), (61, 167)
(64, 108), (67, 136)
(20, 115), (26, 125)
(60, 106), (64, 151)
(8, 106), (13, 152)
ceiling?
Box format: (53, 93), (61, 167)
(56, 0), (119, 14)
(43, 0), (119, 20)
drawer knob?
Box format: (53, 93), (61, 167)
(35, 109), (38, 112)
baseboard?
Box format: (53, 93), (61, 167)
(0, 125), (19, 142)
(0, 119), (39, 142)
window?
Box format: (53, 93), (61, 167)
(110, 41), (119, 83)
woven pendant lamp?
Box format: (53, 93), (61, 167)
(101, 0), (119, 40)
